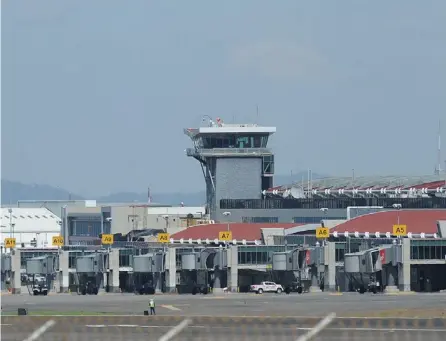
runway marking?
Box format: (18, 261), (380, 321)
(82, 325), (446, 332)
(161, 305), (181, 311)
(298, 327), (446, 333)
(158, 319), (192, 341)
(6, 314), (446, 320)
(296, 312), (336, 341)
(22, 319), (55, 341)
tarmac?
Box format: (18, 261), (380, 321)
(1, 292), (446, 340)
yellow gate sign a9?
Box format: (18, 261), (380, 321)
(157, 233), (170, 243)
(4, 238), (16, 248)
(393, 224), (407, 236)
(52, 236), (64, 246)
(315, 227), (329, 239)
(219, 231), (232, 241)
(101, 234), (114, 245)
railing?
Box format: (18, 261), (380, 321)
(186, 147), (272, 157)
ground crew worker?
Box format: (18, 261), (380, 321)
(149, 298), (156, 315)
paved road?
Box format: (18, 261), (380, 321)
(2, 316), (446, 341)
(2, 292), (446, 317)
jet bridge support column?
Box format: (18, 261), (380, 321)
(11, 249), (21, 294)
(324, 242), (336, 292)
(108, 249), (120, 293)
(57, 250), (69, 293)
(227, 245), (238, 292)
(165, 247), (177, 293)
(213, 270), (222, 293)
(310, 266), (321, 293)
(398, 239), (411, 292)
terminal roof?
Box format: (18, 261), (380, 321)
(332, 209), (446, 235)
(266, 174), (446, 198)
(171, 223), (297, 242)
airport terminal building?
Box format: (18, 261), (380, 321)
(1, 117), (446, 296)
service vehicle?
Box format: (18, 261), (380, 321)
(250, 281), (283, 294)
(32, 282), (49, 296)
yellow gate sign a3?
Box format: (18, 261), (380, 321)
(4, 238), (16, 248)
(393, 224), (407, 236)
(157, 233), (170, 243)
(52, 236), (64, 247)
(219, 231), (232, 241)
(101, 234), (114, 245)
(316, 227), (329, 239)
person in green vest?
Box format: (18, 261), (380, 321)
(149, 298), (156, 315)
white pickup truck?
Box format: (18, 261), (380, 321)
(250, 281), (284, 294)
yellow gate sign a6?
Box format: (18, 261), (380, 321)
(52, 236), (64, 246)
(316, 227), (329, 239)
(219, 231), (232, 241)
(393, 224), (407, 236)
(101, 234), (114, 245)
(157, 233), (170, 243)
(4, 238), (16, 248)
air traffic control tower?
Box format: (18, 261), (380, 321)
(184, 116), (276, 221)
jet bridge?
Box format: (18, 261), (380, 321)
(75, 253), (105, 295)
(132, 252), (164, 294)
(344, 245), (396, 293)
(179, 248), (227, 294)
(25, 255), (56, 296)
(272, 247), (321, 294)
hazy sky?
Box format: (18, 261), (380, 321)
(2, 1), (445, 196)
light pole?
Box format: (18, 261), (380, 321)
(392, 203), (402, 244)
(222, 212), (231, 248)
(319, 208), (329, 247)
(222, 211), (231, 231)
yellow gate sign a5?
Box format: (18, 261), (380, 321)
(219, 231), (232, 241)
(393, 224), (407, 236)
(52, 236), (64, 246)
(316, 227), (329, 239)
(157, 233), (170, 243)
(4, 238), (16, 248)
(101, 234), (114, 245)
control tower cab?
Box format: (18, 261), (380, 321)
(184, 116), (276, 220)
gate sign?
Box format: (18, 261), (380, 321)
(157, 233), (170, 243)
(4, 238), (16, 248)
(101, 234), (114, 245)
(52, 236), (64, 246)
(219, 231), (232, 241)
(379, 249), (386, 263)
(316, 227), (329, 239)
(393, 224), (407, 236)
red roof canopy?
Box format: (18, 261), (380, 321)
(171, 223), (298, 241)
(332, 210), (446, 234)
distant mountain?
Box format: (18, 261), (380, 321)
(1, 171), (327, 206)
(0, 179), (206, 206)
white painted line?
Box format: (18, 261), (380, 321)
(321, 327), (446, 333)
(5, 314), (446, 320)
(22, 319), (55, 341)
(295, 312), (336, 341)
(86, 325), (107, 328)
(158, 319), (192, 341)
(161, 305), (182, 311)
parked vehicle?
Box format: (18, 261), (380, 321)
(250, 281), (283, 294)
